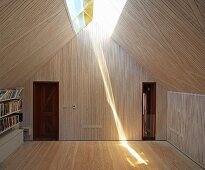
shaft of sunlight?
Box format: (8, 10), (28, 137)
(88, 27), (147, 165)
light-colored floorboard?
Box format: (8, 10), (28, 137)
(0, 141), (202, 170)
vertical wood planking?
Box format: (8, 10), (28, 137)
(23, 22), (167, 141)
(167, 91), (205, 168)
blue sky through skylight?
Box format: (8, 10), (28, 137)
(66, 0), (83, 20)
(65, 0), (94, 33)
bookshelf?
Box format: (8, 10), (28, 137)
(0, 88), (24, 163)
(0, 88), (23, 135)
(0, 123), (20, 135)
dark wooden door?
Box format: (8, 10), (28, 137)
(33, 82), (59, 140)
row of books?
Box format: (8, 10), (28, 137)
(0, 100), (22, 118)
(0, 115), (19, 132)
(0, 88), (23, 102)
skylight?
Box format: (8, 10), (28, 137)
(65, 0), (127, 36)
(65, 0), (93, 33)
(93, 0), (127, 36)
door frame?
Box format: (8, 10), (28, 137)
(33, 81), (59, 140)
(142, 82), (156, 140)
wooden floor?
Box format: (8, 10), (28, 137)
(0, 141), (203, 170)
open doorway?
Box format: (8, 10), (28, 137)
(33, 81), (59, 141)
(142, 82), (156, 140)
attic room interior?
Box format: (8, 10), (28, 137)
(0, 0), (205, 169)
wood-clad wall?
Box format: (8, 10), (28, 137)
(1, 0), (204, 95)
(167, 91), (205, 168)
(112, 0), (205, 94)
(23, 22), (167, 140)
(0, 0), (75, 88)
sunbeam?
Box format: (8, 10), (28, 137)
(88, 24), (148, 166)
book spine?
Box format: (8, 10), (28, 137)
(0, 99), (22, 117)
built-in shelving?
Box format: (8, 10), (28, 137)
(0, 88), (23, 136)
(0, 110), (21, 119)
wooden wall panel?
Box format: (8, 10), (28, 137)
(23, 22), (167, 141)
(156, 85), (167, 139)
(167, 91), (205, 168)
(0, 25), (74, 88)
(0, 0), (13, 8)
(0, 10), (70, 78)
(112, 0), (205, 94)
(0, 0), (75, 88)
(0, 0), (64, 50)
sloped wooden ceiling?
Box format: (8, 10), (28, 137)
(0, 0), (75, 88)
(112, 0), (205, 94)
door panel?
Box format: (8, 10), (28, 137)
(33, 82), (59, 140)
